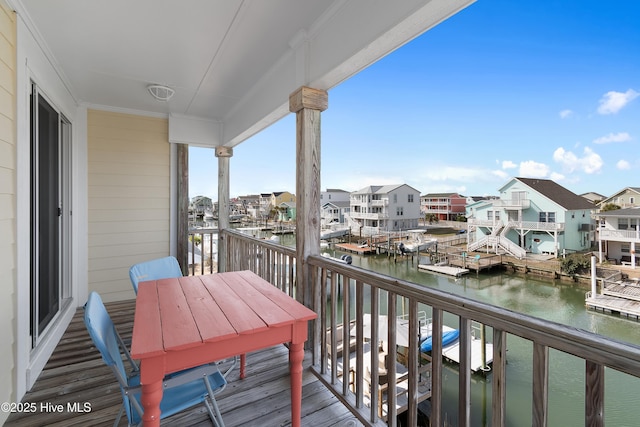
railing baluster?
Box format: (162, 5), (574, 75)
(355, 280), (364, 409)
(459, 316), (471, 427)
(370, 286), (379, 423)
(585, 360), (604, 427)
(387, 292), (397, 426)
(342, 273), (351, 396)
(532, 342), (549, 427)
(431, 307), (443, 427)
(407, 298), (418, 427)
(492, 328), (507, 427)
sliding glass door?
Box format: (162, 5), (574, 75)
(30, 84), (71, 344)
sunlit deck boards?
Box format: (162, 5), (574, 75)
(6, 300), (362, 427)
(417, 264), (469, 277)
(586, 293), (640, 319)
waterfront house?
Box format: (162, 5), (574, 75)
(321, 200), (351, 227)
(321, 188), (351, 204)
(4, 1), (639, 426)
(598, 187), (640, 209)
(420, 192), (467, 221)
(595, 207), (640, 267)
(467, 177), (595, 258)
(277, 202), (296, 222)
(190, 195), (214, 219)
(350, 184), (421, 235)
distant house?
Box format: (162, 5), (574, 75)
(321, 201), (350, 227)
(320, 188), (351, 204)
(467, 177), (595, 258)
(595, 208), (640, 267)
(350, 184), (421, 234)
(420, 192), (467, 221)
(271, 191), (296, 208)
(190, 195), (213, 218)
(259, 191), (296, 216)
(580, 191), (606, 205)
(598, 187), (640, 209)
(236, 194), (261, 216)
(277, 202), (296, 221)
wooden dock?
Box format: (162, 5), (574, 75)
(334, 243), (377, 255)
(586, 280), (640, 319)
(418, 264), (469, 277)
(448, 253), (504, 273)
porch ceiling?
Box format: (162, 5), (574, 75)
(12, 0), (474, 146)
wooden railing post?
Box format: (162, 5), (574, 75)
(176, 143), (189, 274)
(215, 146), (233, 273)
(289, 86), (327, 308)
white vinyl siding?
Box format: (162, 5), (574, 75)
(88, 110), (170, 301)
(0, 2), (16, 421)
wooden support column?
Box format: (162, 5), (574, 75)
(176, 143), (189, 274)
(289, 86), (327, 307)
(216, 146), (233, 273)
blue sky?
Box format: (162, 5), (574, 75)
(189, 0), (640, 200)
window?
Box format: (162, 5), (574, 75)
(539, 212), (555, 223)
(397, 207), (404, 216)
(408, 194), (414, 203)
(487, 211), (493, 220)
(393, 194), (398, 203)
(631, 197), (635, 204)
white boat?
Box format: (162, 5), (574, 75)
(320, 227), (350, 240)
(398, 231), (438, 253)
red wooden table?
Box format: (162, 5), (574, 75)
(130, 270), (317, 427)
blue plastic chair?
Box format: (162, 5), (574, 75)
(84, 292), (226, 427)
(129, 256), (182, 294)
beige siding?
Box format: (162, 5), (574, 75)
(88, 110), (170, 301)
(0, 1), (16, 421)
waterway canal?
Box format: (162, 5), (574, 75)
(327, 248), (640, 427)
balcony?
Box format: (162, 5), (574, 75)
(507, 220), (565, 232)
(600, 228), (640, 243)
(492, 199), (531, 209)
(351, 212), (389, 220)
(6, 299), (357, 427)
(12, 230), (640, 427)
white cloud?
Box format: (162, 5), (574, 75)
(593, 132), (632, 144)
(519, 160), (550, 178)
(550, 172), (565, 181)
(492, 169), (509, 179)
(553, 146), (603, 174)
(502, 160), (517, 169)
(597, 89), (639, 115)
(559, 109), (574, 119)
(617, 160), (631, 170)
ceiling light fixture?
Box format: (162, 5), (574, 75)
(147, 84), (175, 102)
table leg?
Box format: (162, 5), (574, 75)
(289, 342), (304, 427)
(240, 353), (247, 379)
(140, 379), (163, 427)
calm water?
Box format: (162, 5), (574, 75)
(323, 247), (640, 427)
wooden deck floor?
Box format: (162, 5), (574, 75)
(5, 300), (362, 427)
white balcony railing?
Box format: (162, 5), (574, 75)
(507, 220), (565, 232)
(600, 229), (640, 242)
(492, 199), (531, 209)
(222, 229), (640, 427)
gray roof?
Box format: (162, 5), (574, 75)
(323, 201), (350, 208)
(353, 184), (419, 194)
(515, 177), (595, 210)
(596, 207), (640, 218)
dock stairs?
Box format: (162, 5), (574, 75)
(468, 221), (526, 259)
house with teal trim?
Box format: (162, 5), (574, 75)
(467, 177), (595, 258)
